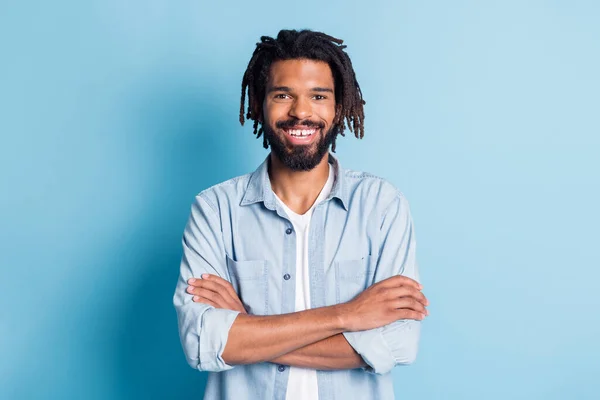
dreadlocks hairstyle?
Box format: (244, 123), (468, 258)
(239, 29), (366, 152)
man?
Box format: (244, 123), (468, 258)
(173, 29), (429, 400)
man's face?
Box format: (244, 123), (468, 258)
(262, 59), (337, 171)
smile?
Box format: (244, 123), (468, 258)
(283, 127), (318, 137)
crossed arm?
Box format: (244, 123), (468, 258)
(269, 332), (363, 370)
(186, 274), (368, 370)
(174, 193), (426, 373)
(185, 271), (427, 370)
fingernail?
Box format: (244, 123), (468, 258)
(188, 278), (195, 283)
(186, 286), (193, 292)
(201, 274), (209, 279)
(193, 296), (199, 302)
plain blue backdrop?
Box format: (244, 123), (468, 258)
(1, 1), (599, 399)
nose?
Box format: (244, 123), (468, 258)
(288, 97), (312, 120)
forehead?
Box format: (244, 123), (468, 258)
(267, 59), (334, 88)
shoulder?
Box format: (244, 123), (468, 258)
(341, 167), (409, 211)
(194, 173), (253, 213)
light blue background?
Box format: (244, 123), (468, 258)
(1, 1), (599, 399)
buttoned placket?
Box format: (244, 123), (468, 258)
(307, 201), (335, 400)
(272, 207), (296, 400)
(262, 170), (338, 400)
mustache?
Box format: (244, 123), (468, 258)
(275, 119), (325, 130)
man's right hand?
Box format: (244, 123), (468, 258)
(340, 275), (429, 332)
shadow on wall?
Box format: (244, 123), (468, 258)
(2, 72), (250, 400)
(109, 77), (242, 398)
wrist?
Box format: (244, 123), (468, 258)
(331, 302), (353, 332)
(270, 353), (291, 365)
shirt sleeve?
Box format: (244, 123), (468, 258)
(342, 193), (421, 375)
(173, 194), (240, 372)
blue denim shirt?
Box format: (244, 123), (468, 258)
(173, 153), (421, 400)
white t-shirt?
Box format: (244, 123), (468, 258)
(274, 164), (335, 400)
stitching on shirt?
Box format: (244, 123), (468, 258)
(197, 174), (251, 197)
(343, 170), (384, 180)
(198, 192), (218, 214)
(264, 260), (269, 314)
(197, 173), (254, 210)
(196, 193), (227, 254)
(380, 192), (405, 230)
(342, 170), (406, 202)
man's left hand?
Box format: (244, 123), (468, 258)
(186, 274), (247, 314)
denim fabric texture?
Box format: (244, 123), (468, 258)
(173, 153), (421, 400)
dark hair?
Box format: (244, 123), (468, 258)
(239, 29), (366, 152)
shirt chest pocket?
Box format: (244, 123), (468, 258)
(226, 256), (268, 315)
(335, 255), (376, 304)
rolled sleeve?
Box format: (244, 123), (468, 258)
(198, 308), (240, 371)
(173, 194), (239, 372)
(343, 319), (420, 374)
(344, 192), (422, 375)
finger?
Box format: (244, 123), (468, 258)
(188, 279), (228, 296)
(393, 297), (428, 315)
(187, 277), (201, 287)
(386, 287), (429, 306)
(190, 279), (242, 309)
(194, 289), (247, 314)
(197, 275), (240, 302)
(192, 295), (218, 308)
(186, 285), (226, 306)
(187, 280), (232, 301)
(380, 275), (422, 290)
(187, 284), (243, 312)
(395, 309), (426, 321)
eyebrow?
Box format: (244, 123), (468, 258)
(267, 86), (334, 94)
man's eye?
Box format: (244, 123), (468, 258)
(275, 94), (289, 99)
(313, 95), (326, 100)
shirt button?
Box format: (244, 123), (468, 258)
(285, 227), (293, 235)
(283, 274), (291, 280)
(278, 365), (286, 372)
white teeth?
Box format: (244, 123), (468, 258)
(288, 129), (315, 137)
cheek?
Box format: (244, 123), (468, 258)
(317, 104), (336, 124)
(264, 102), (289, 124)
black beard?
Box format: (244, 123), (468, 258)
(263, 121), (336, 171)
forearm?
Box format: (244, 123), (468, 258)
(269, 333), (367, 370)
(222, 304), (348, 365)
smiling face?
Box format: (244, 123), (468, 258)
(262, 58), (338, 171)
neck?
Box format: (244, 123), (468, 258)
(268, 152), (331, 215)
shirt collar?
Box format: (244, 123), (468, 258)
(240, 153), (349, 211)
